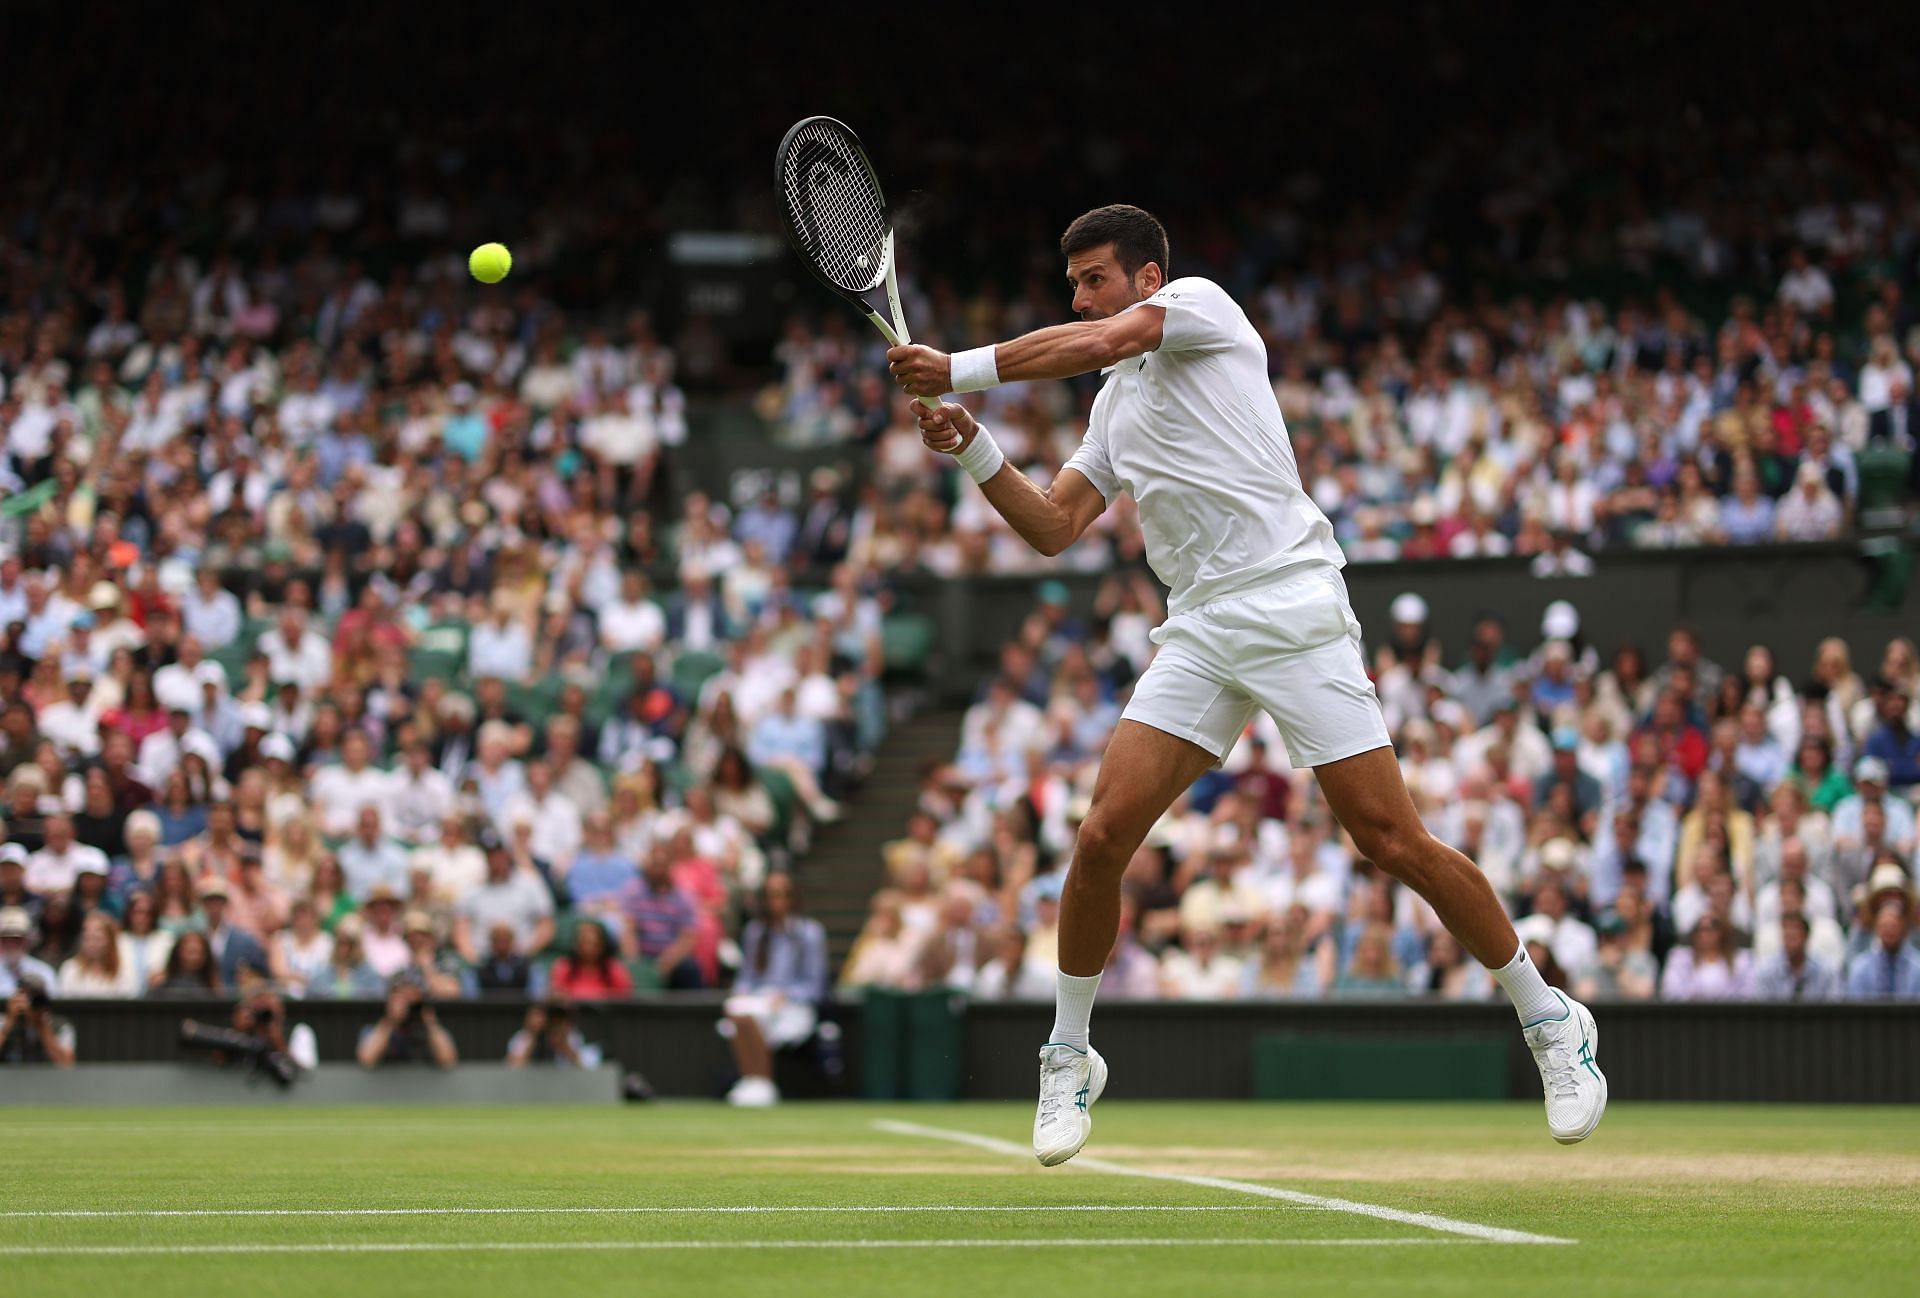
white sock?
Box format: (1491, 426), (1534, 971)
(1490, 944), (1562, 1026)
(1048, 970), (1102, 1052)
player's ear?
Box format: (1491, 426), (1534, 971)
(1137, 262), (1164, 296)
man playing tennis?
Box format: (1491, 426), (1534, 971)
(886, 204), (1605, 1166)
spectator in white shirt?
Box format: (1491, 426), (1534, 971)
(136, 707), (216, 791)
(597, 571), (666, 655)
(1773, 461), (1845, 541)
(1777, 247), (1835, 316)
(181, 570), (243, 649)
(309, 730), (394, 839)
(500, 759), (583, 875)
(257, 607), (332, 690)
(1159, 926), (1245, 1000)
(153, 635), (214, 714)
(36, 670), (103, 761)
(384, 741), (456, 847)
(468, 601), (534, 683)
(336, 807), (413, 902)
(27, 815), (110, 898)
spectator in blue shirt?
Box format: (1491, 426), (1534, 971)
(1846, 898), (1920, 999)
(722, 874), (828, 1107)
(1862, 683), (1920, 792)
(1718, 463), (1776, 545)
(747, 687), (842, 823)
(566, 811), (638, 911)
(733, 487), (799, 567)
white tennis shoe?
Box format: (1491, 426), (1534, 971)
(1033, 1042), (1108, 1166)
(1523, 991), (1607, 1144)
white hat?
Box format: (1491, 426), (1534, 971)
(240, 702), (274, 731)
(259, 733), (297, 763)
(1514, 914), (1556, 948)
(1540, 838), (1578, 872)
(1853, 756), (1890, 786)
(1390, 592), (1429, 625)
(1541, 600), (1580, 640)
(196, 661), (229, 689)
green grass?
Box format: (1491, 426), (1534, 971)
(1, 1102), (1915, 1296)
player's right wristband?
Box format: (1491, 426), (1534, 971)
(953, 424), (1006, 484)
(949, 345), (1001, 393)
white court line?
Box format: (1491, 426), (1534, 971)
(0, 1238), (1486, 1257)
(0, 1204), (1298, 1220)
(873, 1120), (1575, 1247)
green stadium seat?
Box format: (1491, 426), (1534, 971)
(756, 765), (798, 846)
(881, 613), (936, 675)
(671, 650), (727, 701)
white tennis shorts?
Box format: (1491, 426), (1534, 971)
(1121, 566), (1391, 768)
(722, 992), (819, 1048)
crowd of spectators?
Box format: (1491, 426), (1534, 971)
(844, 577), (1920, 1004)
(0, 205), (906, 1049)
(776, 215), (1918, 574)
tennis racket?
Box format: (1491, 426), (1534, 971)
(775, 115), (939, 409)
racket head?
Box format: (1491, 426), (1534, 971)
(775, 116), (892, 303)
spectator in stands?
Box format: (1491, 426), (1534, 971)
(1161, 926), (1245, 1000)
(307, 917), (385, 999)
(1753, 913), (1841, 1001)
(58, 913), (136, 996)
(723, 874), (828, 1106)
(1660, 916), (1753, 1000)
(0, 973), (74, 1066)
(474, 921), (536, 998)
(0, 907), (57, 999)
(197, 880), (270, 987)
(268, 898), (333, 996)
(356, 885), (411, 980)
(117, 892), (173, 991)
(1846, 891), (1920, 1000)
(839, 890), (916, 990)
(747, 686), (841, 823)
(616, 839), (703, 990)
(150, 929), (221, 997)
(1775, 462), (1846, 541)
(548, 918), (633, 1001)
(355, 976), (457, 1069)
(1861, 683), (1920, 791)
(452, 831), (555, 964)
(397, 910), (467, 1000)
(506, 996), (602, 1068)
(337, 806), (411, 901)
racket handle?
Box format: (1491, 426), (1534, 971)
(868, 311), (941, 408)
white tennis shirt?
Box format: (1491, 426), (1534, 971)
(1063, 276), (1343, 615)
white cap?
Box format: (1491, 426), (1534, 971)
(259, 733), (297, 763)
(1853, 756), (1890, 785)
(1541, 600), (1580, 641)
(1390, 592), (1429, 625)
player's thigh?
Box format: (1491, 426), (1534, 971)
(1313, 744), (1428, 869)
(1081, 718), (1232, 872)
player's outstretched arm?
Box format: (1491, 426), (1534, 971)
(887, 307), (1165, 397)
(915, 401), (1106, 557)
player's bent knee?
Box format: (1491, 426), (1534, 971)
(1357, 825), (1438, 889)
(1069, 814), (1132, 877)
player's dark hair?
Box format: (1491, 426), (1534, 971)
(1061, 204), (1170, 281)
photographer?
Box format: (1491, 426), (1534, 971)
(505, 995), (603, 1069)
(180, 987), (317, 1085)
(0, 906), (57, 998)
(2, 975), (75, 1066)
(355, 974), (458, 1070)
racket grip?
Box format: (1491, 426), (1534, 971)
(868, 311), (941, 408)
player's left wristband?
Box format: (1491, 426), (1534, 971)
(949, 345), (1001, 393)
(953, 424), (1006, 484)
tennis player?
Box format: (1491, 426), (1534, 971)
(886, 205), (1605, 1166)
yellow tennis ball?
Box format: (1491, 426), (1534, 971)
(469, 242), (512, 284)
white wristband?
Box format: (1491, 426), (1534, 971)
(949, 345), (1001, 393)
(953, 424), (1006, 484)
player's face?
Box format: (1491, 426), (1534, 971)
(1066, 246), (1147, 321)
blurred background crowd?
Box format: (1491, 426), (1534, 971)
(3, 5), (1919, 1057)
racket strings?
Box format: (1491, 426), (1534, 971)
(779, 122), (887, 292)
